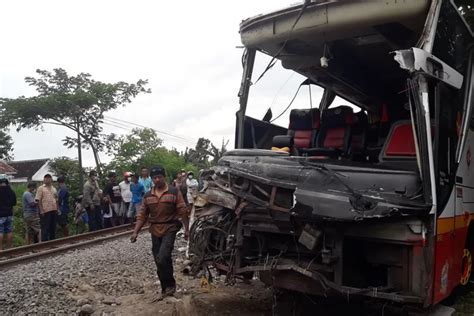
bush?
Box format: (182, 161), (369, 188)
(11, 183), (27, 247)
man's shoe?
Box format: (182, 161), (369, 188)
(164, 287), (176, 296)
(151, 293), (165, 303)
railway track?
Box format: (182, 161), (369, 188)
(0, 224), (145, 269)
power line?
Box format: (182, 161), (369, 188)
(102, 121), (132, 132)
(104, 115), (193, 142)
(103, 118), (196, 148)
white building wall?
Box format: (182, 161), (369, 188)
(31, 161), (57, 182)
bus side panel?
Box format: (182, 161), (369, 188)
(433, 217), (469, 304)
(433, 131), (474, 304)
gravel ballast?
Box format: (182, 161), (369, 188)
(0, 232), (272, 316)
(1, 232), (177, 315)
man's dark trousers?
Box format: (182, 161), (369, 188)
(40, 212), (56, 241)
(151, 231), (177, 292)
(86, 205), (103, 231)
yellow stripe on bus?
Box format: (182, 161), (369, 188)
(437, 213), (474, 235)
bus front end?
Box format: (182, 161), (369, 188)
(190, 0), (474, 310)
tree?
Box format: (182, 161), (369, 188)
(140, 147), (197, 181)
(0, 130), (13, 161)
(103, 127), (198, 180)
(105, 128), (163, 169)
(49, 156), (85, 200)
(0, 68), (150, 177)
(184, 138), (212, 169)
(209, 138), (229, 165)
(184, 137), (229, 169)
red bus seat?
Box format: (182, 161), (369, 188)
(303, 106), (354, 157)
(290, 108), (320, 150)
(272, 108), (320, 153)
(351, 111), (368, 154)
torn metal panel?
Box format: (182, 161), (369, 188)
(208, 151), (429, 221)
(393, 47), (464, 89)
(241, 263), (424, 304)
(199, 188), (238, 210)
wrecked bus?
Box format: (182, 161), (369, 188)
(190, 0), (474, 310)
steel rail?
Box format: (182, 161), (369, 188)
(0, 224), (146, 269)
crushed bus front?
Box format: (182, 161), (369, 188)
(190, 0), (474, 308)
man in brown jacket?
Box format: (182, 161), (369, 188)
(131, 165), (189, 300)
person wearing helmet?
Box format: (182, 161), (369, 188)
(130, 165), (189, 301)
(119, 171), (133, 224)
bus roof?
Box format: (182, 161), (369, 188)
(240, 0), (431, 111)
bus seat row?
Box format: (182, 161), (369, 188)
(273, 108), (417, 162)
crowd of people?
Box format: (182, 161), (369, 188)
(0, 164), (198, 302)
(0, 166), (202, 250)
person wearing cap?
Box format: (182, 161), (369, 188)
(57, 176), (70, 237)
(22, 182), (41, 244)
(120, 172), (133, 224)
(0, 177), (16, 250)
(35, 174), (58, 241)
(104, 171), (122, 227)
(82, 170), (103, 231)
(131, 165), (189, 300)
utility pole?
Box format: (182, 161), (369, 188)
(76, 117), (84, 189)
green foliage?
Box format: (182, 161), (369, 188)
(104, 128), (198, 182)
(49, 156), (85, 202)
(140, 147), (197, 182)
(105, 128), (163, 172)
(0, 130), (13, 161)
(184, 137), (229, 169)
(11, 183), (26, 247)
(0, 68), (151, 172)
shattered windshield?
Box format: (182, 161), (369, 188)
(245, 52), (357, 128)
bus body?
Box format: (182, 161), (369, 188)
(190, 0), (474, 308)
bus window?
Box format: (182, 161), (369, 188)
(433, 1), (472, 74)
(452, 0), (474, 35)
(434, 82), (461, 210)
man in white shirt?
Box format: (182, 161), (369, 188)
(119, 172), (133, 224)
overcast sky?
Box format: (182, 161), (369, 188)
(0, 0), (329, 167)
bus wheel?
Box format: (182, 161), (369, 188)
(460, 248), (472, 286)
